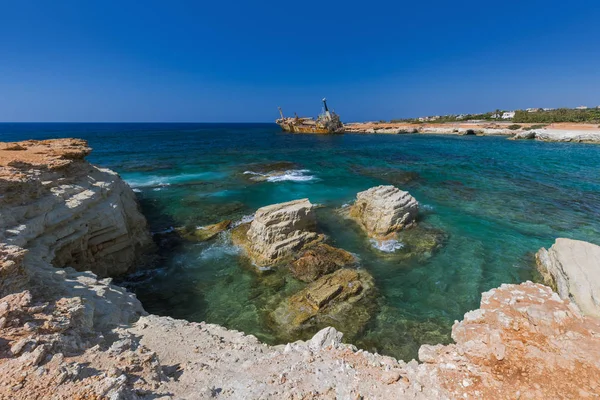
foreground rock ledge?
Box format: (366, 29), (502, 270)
(2, 139), (600, 399)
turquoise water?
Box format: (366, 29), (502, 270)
(3, 123), (600, 360)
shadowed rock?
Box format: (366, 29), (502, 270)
(290, 243), (357, 282)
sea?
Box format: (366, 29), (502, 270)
(3, 122), (600, 360)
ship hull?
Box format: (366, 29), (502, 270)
(277, 122), (344, 134)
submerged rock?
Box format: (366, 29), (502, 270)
(271, 268), (376, 338)
(349, 185), (419, 238)
(351, 165), (421, 186)
(232, 199), (320, 266)
(177, 219), (232, 242)
(238, 161), (310, 183)
(290, 243), (357, 282)
(536, 238), (600, 318)
(370, 225), (447, 261)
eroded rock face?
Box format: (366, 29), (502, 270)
(234, 198), (320, 266)
(536, 238), (600, 318)
(419, 281), (600, 399)
(290, 243), (357, 282)
(272, 268), (376, 338)
(349, 185), (419, 238)
(0, 139), (153, 277)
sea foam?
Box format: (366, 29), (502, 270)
(370, 238), (405, 253)
(243, 169), (315, 182)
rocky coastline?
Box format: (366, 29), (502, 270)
(2, 139), (600, 399)
(344, 122), (600, 143)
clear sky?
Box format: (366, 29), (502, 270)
(1, 0), (599, 122)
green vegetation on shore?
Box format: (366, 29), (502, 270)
(387, 107), (600, 124)
(512, 108), (600, 123)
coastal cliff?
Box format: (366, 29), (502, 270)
(0, 139), (153, 277)
(1, 139), (600, 399)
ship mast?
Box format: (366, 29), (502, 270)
(278, 107), (285, 120)
(322, 98), (331, 121)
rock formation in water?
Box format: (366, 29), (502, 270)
(176, 219), (232, 241)
(349, 185), (419, 238)
(536, 238), (600, 318)
(2, 139), (600, 399)
(290, 243), (357, 282)
(232, 198), (320, 266)
(272, 268), (376, 339)
(0, 139), (153, 277)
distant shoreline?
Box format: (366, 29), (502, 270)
(344, 121), (600, 143)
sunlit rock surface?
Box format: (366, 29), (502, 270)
(233, 198), (320, 266)
(536, 238), (600, 318)
(349, 185), (419, 238)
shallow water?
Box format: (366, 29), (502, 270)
(3, 123), (600, 360)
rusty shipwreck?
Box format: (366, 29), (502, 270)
(276, 98), (344, 134)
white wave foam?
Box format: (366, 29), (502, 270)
(125, 171), (226, 188)
(370, 238), (405, 253)
(232, 214), (255, 227)
(243, 169), (315, 183)
(197, 240), (241, 261)
(266, 169), (315, 182)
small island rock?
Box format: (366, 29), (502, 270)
(349, 185), (419, 238)
(233, 198), (320, 266)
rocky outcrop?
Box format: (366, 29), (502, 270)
(233, 198), (320, 266)
(535, 129), (600, 143)
(418, 281), (600, 399)
(536, 238), (600, 318)
(349, 185), (419, 238)
(272, 268), (376, 339)
(0, 139), (153, 277)
(511, 129), (538, 140)
(290, 243), (357, 282)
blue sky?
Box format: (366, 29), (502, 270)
(1, 0), (599, 122)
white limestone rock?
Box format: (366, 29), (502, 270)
(536, 238), (600, 317)
(349, 185), (419, 238)
(244, 198), (319, 266)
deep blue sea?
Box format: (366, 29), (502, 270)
(3, 123), (600, 360)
